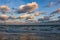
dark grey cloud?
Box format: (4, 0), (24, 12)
(50, 8), (60, 15)
(38, 16), (49, 21)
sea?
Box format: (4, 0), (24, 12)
(0, 25), (60, 40)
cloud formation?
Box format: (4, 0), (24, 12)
(55, 0), (60, 5)
(51, 8), (60, 15)
(34, 12), (40, 16)
(0, 14), (8, 20)
(17, 2), (38, 13)
(34, 12), (44, 16)
(38, 16), (49, 21)
(0, 5), (11, 14)
(8, 16), (16, 19)
(49, 2), (54, 7)
(26, 15), (35, 20)
(44, 2), (54, 8)
(18, 14), (29, 19)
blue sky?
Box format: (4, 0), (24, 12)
(0, 0), (60, 14)
(0, 0), (59, 12)
(0, 0), (60, 21)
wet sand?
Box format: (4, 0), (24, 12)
(0, 33), (60, 40)
(0, 25), (60, 40)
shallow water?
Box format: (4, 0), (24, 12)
(0, 25), (60, 40)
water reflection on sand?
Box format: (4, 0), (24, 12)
(0, 25), (60, 40)
(0, 33), (60, 40)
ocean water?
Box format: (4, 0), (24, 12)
(0, 25), (60, 40)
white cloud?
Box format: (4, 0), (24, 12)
(0, 5), (12, 14)
(18, 14), (29, 19)
(0, 14), (8, 20)
(17, 2), (38, 13)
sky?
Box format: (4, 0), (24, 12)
(0, 0), (60, 21)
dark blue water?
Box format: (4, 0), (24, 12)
(0, 25), (60, 40)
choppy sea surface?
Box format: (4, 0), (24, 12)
(0, 25), (60, 40)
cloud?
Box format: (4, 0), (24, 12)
(27, 19), (33, 20)
(43, 16), (50, 20)
(49, 2), (54, 7)
(0, 14), (8, 20)
(17, 2), (38, 13)
(34, 12), (44, 16)
(38, 16), (49, 21)
(58, 16), (60, 18)
(18, 14), (29, 19)
(50, 18), (59, 21)
(50, 8), (60, 15)
(0, 5), (12, 14)
(34, 12), (40, 16)
(8, 16), (16, 19)
(44, 2), (54, 8)
(55, 0), (60, 5)
(26, 15), (35, 20)
(38, 18), (44, 21)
